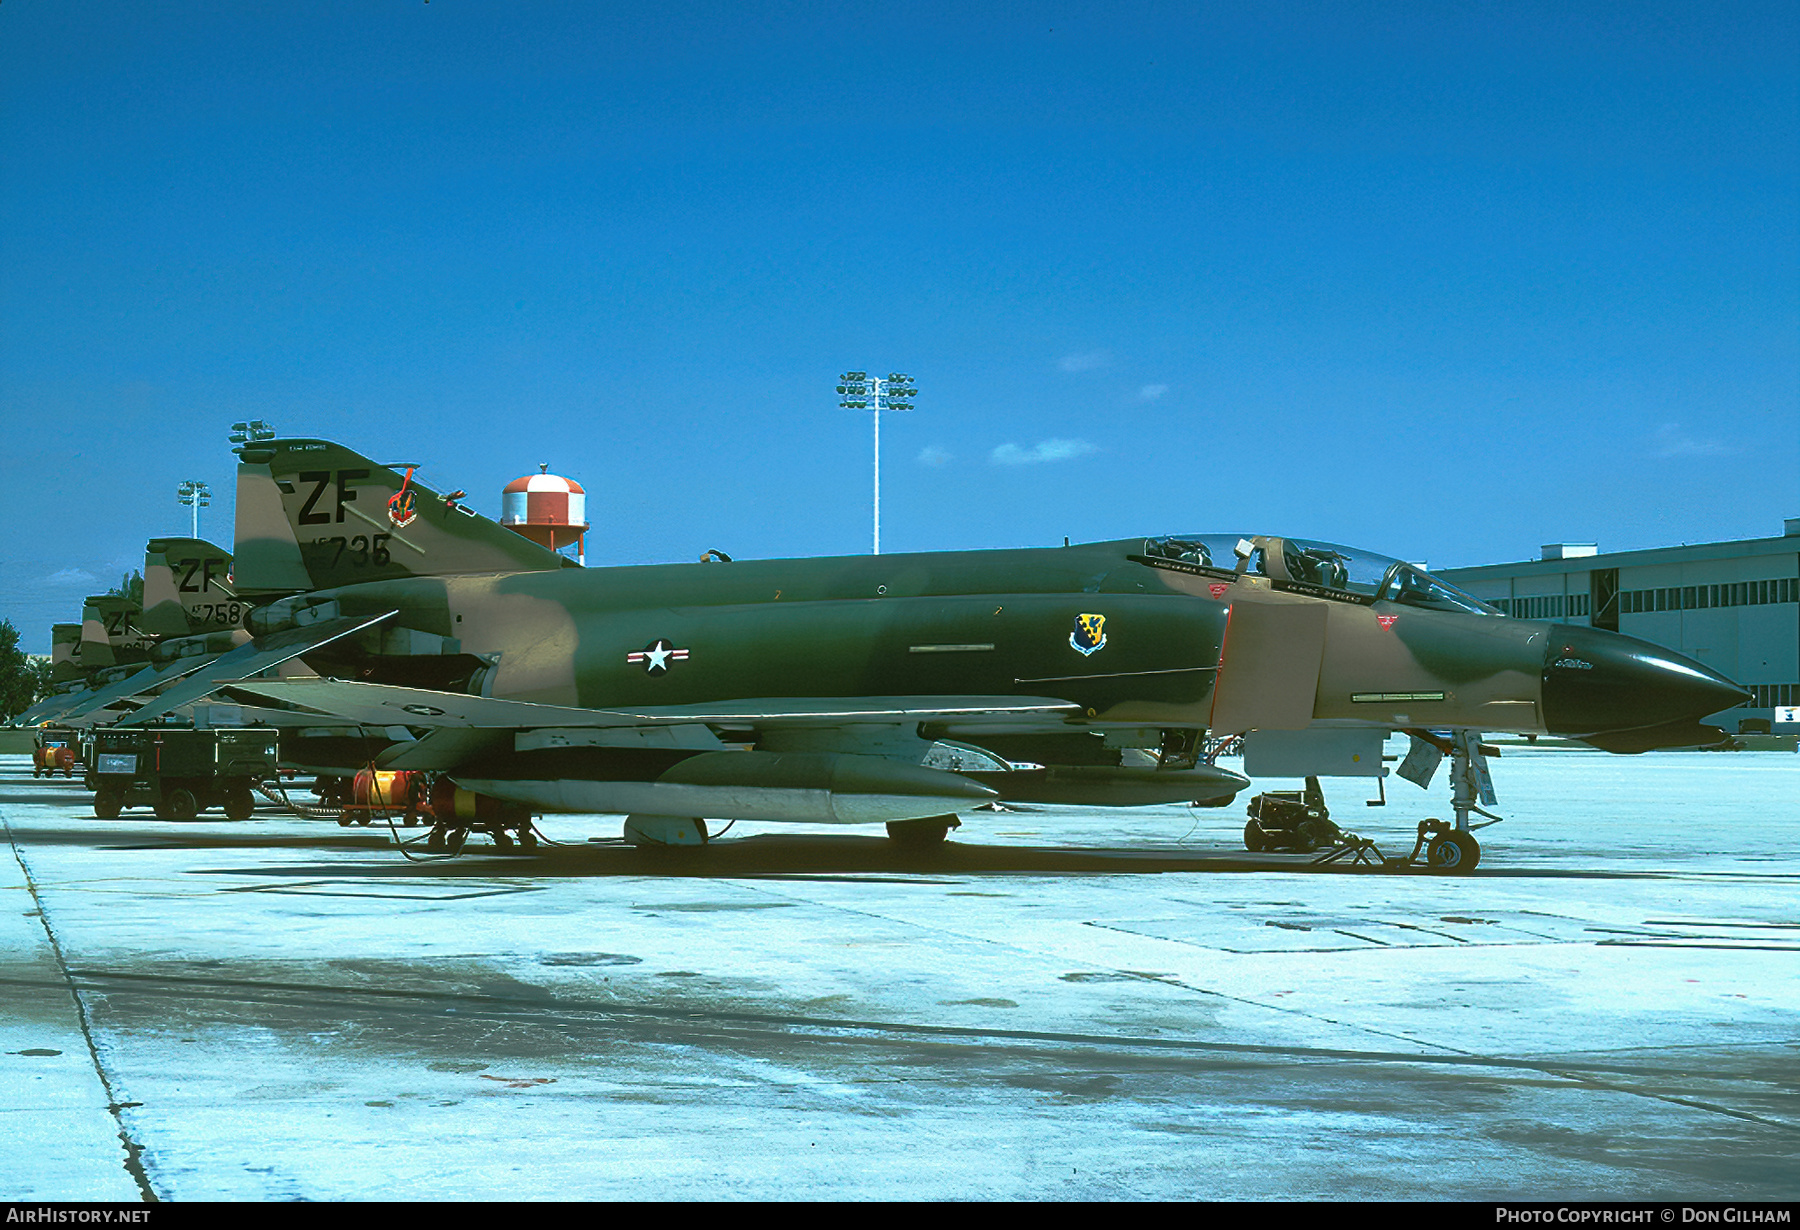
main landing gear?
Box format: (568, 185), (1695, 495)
(426, 816), (539, 854)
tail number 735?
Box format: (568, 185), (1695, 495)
(308, 534), (393, 568)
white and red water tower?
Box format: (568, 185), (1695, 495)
(500, 465), (589, 564)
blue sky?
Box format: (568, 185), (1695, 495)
(2, 1), (1795, 651)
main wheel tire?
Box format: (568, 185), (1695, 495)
(222, 787), (254, 821)
(93, 790), (122, 819)
(886, 815), (960, 848)
(493, 830), (514, 850)
(166, 788), (200, 821)
(1426, 830), (1481, 873)
(1243, 820), (1267, 852)
(444, 828), (467, 855)
(518, 828), (538, 850)
(426, 828), (446, 852)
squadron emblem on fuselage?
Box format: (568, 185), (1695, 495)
(1070, 613), (1107, 656)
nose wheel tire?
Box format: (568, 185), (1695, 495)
(1425, 830), (1481, 873)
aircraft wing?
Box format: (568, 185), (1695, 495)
(59, 659), (216, 728)
(223, 678), (1084, 732)
(12, 687), (100, 727)
(119, 612), (397, 726)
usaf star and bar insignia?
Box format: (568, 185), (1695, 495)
(627, 639), (691, 675)
(1069, 613), (1107, 656)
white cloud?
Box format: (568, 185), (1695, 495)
(46, 568), (96, 586)
(1652, 423), (1731, 458)
(990, 438), (1099, 466)
(1139, 383), (1168, 401)
(916, 445), (953, 466)
(1058, 351), (1110, 373)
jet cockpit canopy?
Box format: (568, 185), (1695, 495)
(1142, 534), (1499, 616)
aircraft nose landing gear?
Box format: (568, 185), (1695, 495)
(1391, 730), (1502, 874)
(1398, 819), (1481, 872)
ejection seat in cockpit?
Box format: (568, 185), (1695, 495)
(1231, 536), (1352, 592)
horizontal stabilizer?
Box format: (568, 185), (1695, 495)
(121, 612), (396, 726)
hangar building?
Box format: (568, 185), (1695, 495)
(1437, 519), (1800, 732)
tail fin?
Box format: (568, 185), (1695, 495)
(50, 624), (83, 684)
(79, 595), (151, 672)
(233, 438), (574, 596)
(140, 538), (247, 636)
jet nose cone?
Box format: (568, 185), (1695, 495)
(1542, 625), (1751, 738)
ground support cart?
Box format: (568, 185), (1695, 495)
(31, 728), (81, 778)
(90, 727), (281, 820)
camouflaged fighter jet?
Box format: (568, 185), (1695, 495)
(11, 594), (156, 727)
(40, 539), (257, 729)
(13, 623), (91, 721)
(12, 541), (240, 728)
(131, 435), (1750, 868)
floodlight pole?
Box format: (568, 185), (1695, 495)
(176, 480), (211, 539)
(873, 406), (882, 556)
(837, 371), (916, 555)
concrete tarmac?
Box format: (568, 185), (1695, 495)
(0, 746), (1794, 1201)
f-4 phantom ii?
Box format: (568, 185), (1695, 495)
(113, 435), (1747, 870)
(12, 537), (253, 729)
